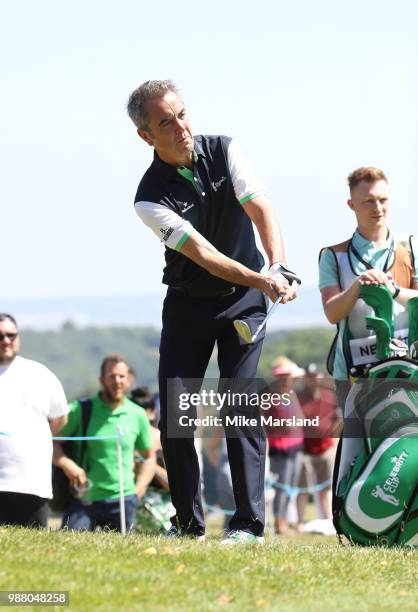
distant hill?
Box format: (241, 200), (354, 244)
(8, 285), (334, 400)
(19, 325), (161, 400)
(3, 293), (166, 329)
(3, 285), (328, 330)
(19, 323), (335, 401)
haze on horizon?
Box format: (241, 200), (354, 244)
(2, 1), (417, 301)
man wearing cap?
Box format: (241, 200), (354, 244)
(0, 314), (68, 528)
(127, 80), (299, 544)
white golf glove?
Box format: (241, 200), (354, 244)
(268, 262), (301, 287)
(268, 263), (288, 287)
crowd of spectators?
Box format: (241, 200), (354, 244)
(0, 313), (338, 534)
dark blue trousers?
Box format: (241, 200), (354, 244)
(61, 495), (137, 532)
(159, 286), (267, 536)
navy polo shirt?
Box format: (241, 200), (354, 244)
(134, 135), (265, 291)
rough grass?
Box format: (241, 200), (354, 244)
(1, 528), (417, 612)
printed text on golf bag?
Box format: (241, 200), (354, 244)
(333, 359), (418, 547)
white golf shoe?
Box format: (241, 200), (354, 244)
(220, 530), (264, 545)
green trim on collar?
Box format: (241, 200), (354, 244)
(175, 231), (192, 252)
(177, 166), (195, 183)
(193, 150), (198, 163)
(239, 190), (266, 205)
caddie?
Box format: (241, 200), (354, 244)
(319, 166), (418, 413)
(127, 80), (299, 544)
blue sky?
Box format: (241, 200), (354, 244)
(2, 0), (417, 299)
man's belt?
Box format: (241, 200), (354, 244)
(170, 286), (236, 298)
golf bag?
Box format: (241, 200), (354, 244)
(332, 287), (418, 547)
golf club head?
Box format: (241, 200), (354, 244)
(233, 319), (253, 344)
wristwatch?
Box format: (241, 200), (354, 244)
(392, 282), (401, 299)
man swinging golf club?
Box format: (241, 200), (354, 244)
(127, 80), (300, 544)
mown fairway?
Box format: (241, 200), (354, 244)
(1, 528), (417, 611)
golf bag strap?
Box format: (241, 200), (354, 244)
(331, 435), (344, 533)
(319, 246), (342, 376)
(320, 235), (415, 376)
(408, 509), (418, 522)
(79, 398), (93, 469)
(390, 238), (416, 288)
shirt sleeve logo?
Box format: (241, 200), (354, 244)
(159, 227), (175, 242)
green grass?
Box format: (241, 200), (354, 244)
(1, 528), (417, 612)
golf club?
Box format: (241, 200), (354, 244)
(233, 266), (301, 344)
(234, 295), (284, 344)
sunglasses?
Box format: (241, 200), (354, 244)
(0, 332), (18, 342)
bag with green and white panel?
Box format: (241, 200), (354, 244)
(333, 287), (418, 547)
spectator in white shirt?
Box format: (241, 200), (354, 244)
(0, 314), (68, 527)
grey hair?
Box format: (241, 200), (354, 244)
(127, 80), (181, 130)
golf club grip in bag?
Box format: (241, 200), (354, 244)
(333, 359), (418, 547)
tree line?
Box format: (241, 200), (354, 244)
(19, 323), (334, 400)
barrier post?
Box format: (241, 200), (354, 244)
(116, 426), (126, 535)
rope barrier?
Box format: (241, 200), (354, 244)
(52, 435), (122, 441)
(1, 429), (127, 535)
(205, 477), (332, 516)
(1, 432), (123, 441)
(53, 431), (127, 535)
(205, 502), (235, 516)
(268, 478), (332, 498)
(2, 430), (331, 522)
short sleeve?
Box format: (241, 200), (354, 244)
(135, 408), (153, 453)
(319, 248), (340, 290)
(44, 370), (69, 419)
(59, 400), (81, 437)
(227, 140), (266, 204)
(134, 201), (195, 252)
